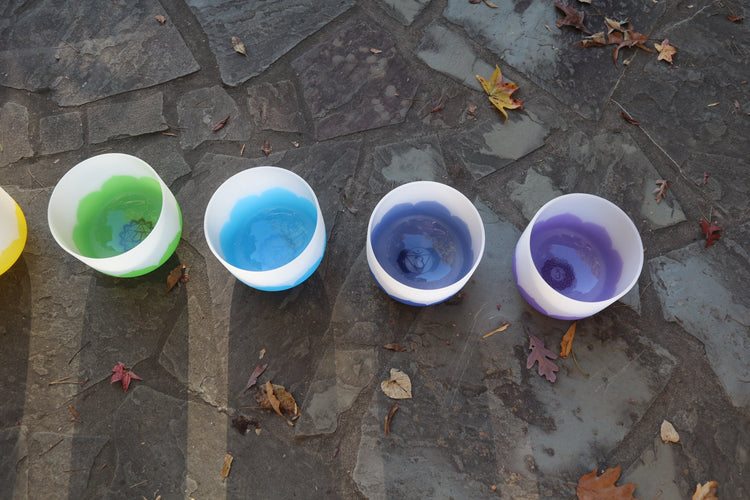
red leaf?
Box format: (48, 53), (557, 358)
(700, 219), (723, 248)
(111, 362), (142, 392)
(243, 363), (268, 392)
(554, 2), (591, 34)
(212, 115), (230, 132)
(526, 334), (559, 382)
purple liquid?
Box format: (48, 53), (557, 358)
(371, 201), (474, 290)
(530, 213), (622, 302)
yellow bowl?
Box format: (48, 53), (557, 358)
(0, 187), (27, 275)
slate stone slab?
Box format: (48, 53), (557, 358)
(649, 241), (750, 407)
(561, 131), (685, 229)
(39, 112), (83, 155)
(682, 152), (749, 217)
(611, 2), (750, 165)
(87, 92), (166, 144)
(417, 22), (494, 91)
(443, 0), (666, 119)
(508, 168), (563, 221)
(0, 102), (33, 167)
(185, 0), (355, 87)
(176, 86), (250, 149)
(377, 0), (430, 25)
(369, 134), (448, 193)
(623, 437), (687, 500)
(445, 115), (549, 180)
(293, 22), (419, 140)
(29, 432), (108, 499)
(0, 0), (199, 106)
(107, 387), (187, 499)
(0, 426), (27, 500)
(136, 140), (192, 187)
(246, 81), (304, 133)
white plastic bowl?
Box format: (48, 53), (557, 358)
(513, 193), (643, 320)
(48, 153), (182, 277)
(366, 181), (485, 306)
(203, 166), (325, 291)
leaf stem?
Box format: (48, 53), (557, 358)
(571, 349), (590, 377)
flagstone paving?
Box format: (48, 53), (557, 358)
(1, 1), (748, 499)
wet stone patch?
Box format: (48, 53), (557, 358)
(369, 135), (448, 194)
(0, 0), (199, 106)
(293, 22), (419, 140)
(442, 0), (666, 119)
(186, 0), (356, 87)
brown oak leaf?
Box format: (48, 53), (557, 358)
(577, 466), (639, 500)
(554, 2), (591, 34)
(527, 334), (559, 382)
(607, 30), (653, 65)
(700, 219), (723, 248)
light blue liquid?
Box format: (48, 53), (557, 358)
(219, 188), (317, 271)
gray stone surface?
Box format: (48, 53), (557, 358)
(446, 116), (549, 181)
(417, 22), (493, 91)
(369, 135), (448, 193)
(176, 86), (250, 149)
(39, 112), (83, 156)
(0, 102), (33, 167)
(378, 0), (430, 25)
(87, 92), (166, 144)
(623, 437), (687, 500)
(611, 2), (750, 165)
(443, 0), (666, 119)
(0, 426), (27, 500)
(509, 168), (563, 221)
(0, 0), (199, 106)
(136, 140), (192, 187)
(186, 0), (356, 86)
(293, 22), (419, 140)
(649, 241), (750, 407)
(246, 81), (304, 133)
(682, 152), (750, 217)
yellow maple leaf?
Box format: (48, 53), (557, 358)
(560, 321), (577, 359)
(476, 65), (523, 120)
(654, 39), (677, 64)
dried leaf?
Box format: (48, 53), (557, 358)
(469, 0), (481, 3)
(381, 368), (412, 399)
(370, 48), (382, 54)
(243, 363), (268, 392)
(261, 140), (272, 156)
(607, 30), (653, 65)
(221, 453), (233, 478)
(231, 36), (247, 56)
(482, 0), (498, 7)
(110, 362), (142, 392)
(576, 466), (639, 500)
(654, 39), (677, 64)
(467, 104), (478, 117)
(604, 17), (629, 33)
(728, 15), (744, 23)
(213, 116), (230, 132)
(700, 219), (723, 248)
(526, 334), (559, 383)
(702, 172), (710, 184)
(554, 1), (591, 34)
(707, 102), (720, 107)
(559, 321), (577, 359)
(384, 401), (399, 435)
(155, 14), (167, 25)
(653, 180), (669, 203)
(692, 481), (719, 500)
(482, 321), (509, 339)
(166, 264), (188, 294)
(256, 382), (300, 425)
(578, 0), (592, 4)
(579, 31), (608, 48)
(660, 419), (680, 443)
(476, 65), (523, 120)
(384, 343), (407, 352)
(620, 111), (640, 125)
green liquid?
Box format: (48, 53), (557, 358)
(72, 175), (162, 258)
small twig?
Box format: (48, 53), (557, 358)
(482, 321), (510, 339)
(93, 147), (113, 153)
(48, 376), (71, 385)
(64, 468), (89, 473)
(638, 281), (652, 301)
(571, 349), (590, 377)
(129, 480), (148, 489)
(39, 437), (64, 457)
(0, 129), (4, 152)
(68, 341), (91, 364)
